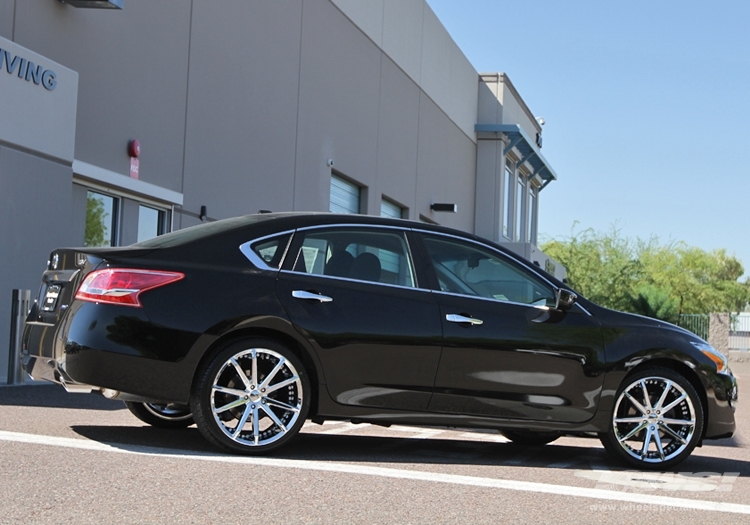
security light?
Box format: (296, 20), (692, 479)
(58, 0), (123, 9)
(430, 203), (457, 213)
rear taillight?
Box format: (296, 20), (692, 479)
(75, 269), (185, 307)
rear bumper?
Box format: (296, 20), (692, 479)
(22, 301), (205, 403)
(21, 353), (96, 393)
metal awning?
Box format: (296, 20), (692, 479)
(475, 124), (558, 190)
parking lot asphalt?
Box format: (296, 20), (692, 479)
(1, 363), (748, 524)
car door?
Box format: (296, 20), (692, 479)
(275, 225), (442, 411)
(419, 232), (605, 423)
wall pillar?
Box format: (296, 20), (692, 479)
(708, 313), (730, 354)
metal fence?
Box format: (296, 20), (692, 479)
(729, 312), (750, 351)
(678, 314), (710, 341)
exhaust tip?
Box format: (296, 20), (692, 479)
(100, 388), (120, 399)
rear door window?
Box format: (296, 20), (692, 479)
(240, 232), (293, 270)
(290, 228), (416, 288)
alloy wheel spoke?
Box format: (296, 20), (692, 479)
(260, 404), (288, 433)
(213, 385), (246, 398)
(614, 416), (646, 424)
(231, 404), (254, 441)
(639, 380), (653, 412)
(230, 357), (253, 390)
(661, 393), (687, 414)
(265, 375), (299, 394)
(660, 417), (695, 426)
(654, 430), (665, 460)
(619, 421), (648, 442)
(658, 422), (688, 444)
(264, 396), (300, 413)
(641, 425), (654, 458)
(653, 380), (672, 412)
(252, 406), (260, 446)
(625, 391), (649, 416)
(260, 358), (286, 390)
(251, 349), (258, 388)
(213, 396), (248, 415)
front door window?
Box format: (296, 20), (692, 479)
(422, 235), (555, 307)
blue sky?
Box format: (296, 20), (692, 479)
(426, 0), (750, 278)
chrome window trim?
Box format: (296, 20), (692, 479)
(238, 229), (295, 271)
(284, 223), (421, 290)
(278, 269), (431, 294)
(432, 288), (591, 316)
(431, 289), (552, 311)
(575, 302), (593, 316)
(294, 223), (410, 233)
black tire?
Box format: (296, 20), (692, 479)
(600, 367), (704, 470)
(500, 430), (560, 446)
(190, 338), (310, 455)
(124, 401), (194, 429)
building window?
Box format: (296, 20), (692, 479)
(516, 176), (525, 242)
(85, 190), (118, 247)
(380, 198), (403, 219)
(504, 165), (513, 239)
(330, 174), (360, 214)
(137, 204), (169, 242)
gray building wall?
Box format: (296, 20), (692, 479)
(0, 0), (556, 381)
(5, 0), (478, 229)
(0, 148), (76, 381)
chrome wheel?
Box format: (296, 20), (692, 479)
(144, 403), (193, 422)
(192, 339), (310, 454)
(603, 368), (703, 468)
(125, 401), (194, 429)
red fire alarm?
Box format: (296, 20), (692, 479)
(129, 139), (141, 158)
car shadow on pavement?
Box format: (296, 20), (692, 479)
(71, 424), (217, 453)
(69, 424), (750, 477)
(0, 384), (124, 411)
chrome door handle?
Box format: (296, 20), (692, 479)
(292, 290), (333, 303)
(446, 313), (483, 326)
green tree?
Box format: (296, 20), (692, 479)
(541, 225), (642, 312)
(541, 225), (750, 320)
(628, 284), (679, 323)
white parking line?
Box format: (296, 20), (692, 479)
(317, 422), (364, 435)
(1, 430), (749, 515)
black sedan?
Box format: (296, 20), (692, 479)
(22, 212), (737, 469)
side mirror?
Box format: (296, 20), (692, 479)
(555, 289), (577, 311)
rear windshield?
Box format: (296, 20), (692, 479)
(134, 214), (275, 248)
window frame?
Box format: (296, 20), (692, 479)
(380, 197), (405, 219)
(516, 174), (526, 242)
(528, 185), (538, 245)
(239, 230), (295, 271)
(84, 189), (120, 247)
(280, 224), (420, 290)
(137, 203), (170, 243)
(329, 174), (362, 214)
(503, 163), (513, 240)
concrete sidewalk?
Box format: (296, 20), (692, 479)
(730, 350), (750, 375)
